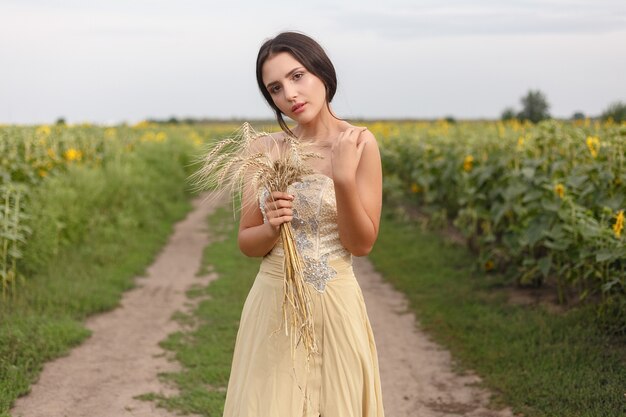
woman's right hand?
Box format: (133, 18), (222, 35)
(264, 191), (295, 232)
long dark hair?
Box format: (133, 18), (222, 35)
(256, 31), (342, 138)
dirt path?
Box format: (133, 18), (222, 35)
(354, 257), (518, 417)
(10, 192), (222, 417)
(11, 192), (518, 417)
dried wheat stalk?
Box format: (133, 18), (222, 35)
(186, 122), (324, 371)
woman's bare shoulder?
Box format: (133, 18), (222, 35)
(339, 122), (377, 145)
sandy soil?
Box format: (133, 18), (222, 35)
(11, 191), (519, 417)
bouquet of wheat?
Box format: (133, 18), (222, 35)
(187, 122), (323, 371)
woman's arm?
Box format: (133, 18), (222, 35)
(332, 129), (383, 256)
(237, 135), (295, 257)
(237, 184), (293, 256)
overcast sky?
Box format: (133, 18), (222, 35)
(1, 0), (625, 124)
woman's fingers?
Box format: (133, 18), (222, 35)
(268, 191), (293, 201)
(265, 192), (292, 209)
(267, 208), (293, 227)
(264, 190), (294, 226)
(271, 210), (293, 223)
(265, 196), (293, 207)
(265, 193), (293, 211)
(331, 126), (369, 182)
(268, 207), (293, 218)
(334, 126), (369, 153)
(337, 126), (367, 141)
(356, 135), (367, 158)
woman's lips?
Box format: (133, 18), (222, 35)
(292, 103), (306, 113)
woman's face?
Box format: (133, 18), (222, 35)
(261, 51), (327, 124)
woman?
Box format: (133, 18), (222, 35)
(222, 31), (385, 417)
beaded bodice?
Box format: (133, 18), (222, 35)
(258, 173), (353, 293)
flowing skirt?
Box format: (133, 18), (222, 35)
(222, 251), (385, 417)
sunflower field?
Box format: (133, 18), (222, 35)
(369, 118), (626, 334)
(0, 121), (240, 303)
(1, 118), (624, 334)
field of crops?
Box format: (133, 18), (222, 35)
(1, 119), (624, 334)
(369, 118), (626, 334)
(0, 121), (240, 303)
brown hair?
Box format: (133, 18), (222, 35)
(256, 31), (342, 138)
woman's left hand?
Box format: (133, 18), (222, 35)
(330, 126), (368, 184)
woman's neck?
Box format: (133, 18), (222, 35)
(292, 105), (343, 142)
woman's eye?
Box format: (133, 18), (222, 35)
(269, 73), (303, 94)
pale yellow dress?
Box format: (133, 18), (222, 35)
(222, 172), (385, 417)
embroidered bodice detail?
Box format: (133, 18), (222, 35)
(258, 173), (353, 293)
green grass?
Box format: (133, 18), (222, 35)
(0, 139), (197, 417)
(368, 211), (626, 417)
(134, 204), (260, 416)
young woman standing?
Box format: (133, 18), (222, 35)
(222, 31), (385, 417)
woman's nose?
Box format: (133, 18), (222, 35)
(283, 83), (297, 101)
